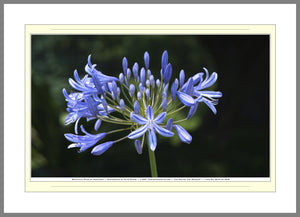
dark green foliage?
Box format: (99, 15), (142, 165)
(31, 35), (269, 177)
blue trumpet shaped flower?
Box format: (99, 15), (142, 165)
(63, 88), (114, 134)
(65, 125), (106, 153)
(128, 105), (174, 151)
(177, 67), (222, 116)
(84, 55), (118, 95)
(68, 70), (98, 96)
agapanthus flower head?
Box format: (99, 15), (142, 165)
(63, 50), (222, 159)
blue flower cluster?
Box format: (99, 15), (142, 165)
(63, 50), (222, 156)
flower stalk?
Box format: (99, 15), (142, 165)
(148, 144), (158, 177)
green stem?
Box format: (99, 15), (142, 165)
(106, 127), (132, 135)
(173, 118), (188, 124)
(147, 143), (158, 177)
(113, 135), (130, 144)
(166, 105), (186, 116)
(98, 116), (132, 125)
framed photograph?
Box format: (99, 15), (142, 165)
(25, 24), (275, 192)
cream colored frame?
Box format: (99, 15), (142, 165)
(25, 25), (275, 192)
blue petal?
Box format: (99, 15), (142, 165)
(179, 69), (185, 87)
(73, 70), (82, 83)
(144, 51), (150, 69)
(199, 91), (223, 98)
(192, 73), (203, 85)
(74, 118), (80, 134)
(132, 62), (139, 80)
(154, 124), (174, 137)
(91, 141), (114, 156)
(91, 74), (104, 93)
(146, 80), (150, 88)
(117, 87), (121, 97)
(62, 88), (70, 100)
(108, 82), (113, 93)
(137, 91), (141, 101)
(140, 67), (146, 85)
(149, 75), (155, 87)
(129, 84), (135, 96)
(79, 142), (98, 153)
(193, 90), (201, 98)
(156, 79), (161, 88)
(65, 112), (78, 125)
(187, 102), (199, 119)
(122, 57), (128, 74)
(119, 73), (124, 83)
(111, 81), (118, 98)
(161, 50), (168, 71)
(166, 118), (173, 131)
(148, 129), (157, 151)
(154, 112), (166, 124)
(162, 98), (167, 112)
(162, 83), (169, 97)
(91, 68), (119, 83)
(174, 125), (192, 144)
(119, 99), (125, 111)
(146, 105), (154, 120)
(64, 133), (78, 142)
(139, 83), (144, 92)
(69, 78), (93, 93)
(134, 100), (139, 114)
(64, 131), (106, 143)
(163, 63), (172, 84)
(134, 140), (143, 154)
(171, 79), (179, 101)
(185, 77), (194, 95)
(126, 68), (131, 80)
(85, 63), (93, 75)
(131, 113), (147, 125)
(145, 88), (150, 99)
(200, 70), (218, 90)
(203, 99), (217, 114)
(87, 54), (93, 67)
(94, 119), (102, 131)
(124, 76), (129, 87)
(176, 91), (195, 106)
(64, 134), (92, 143)
(85, 96), (98, 117)
(128, 124), (148, 139)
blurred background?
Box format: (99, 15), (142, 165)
(31, 35), (269, 177)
